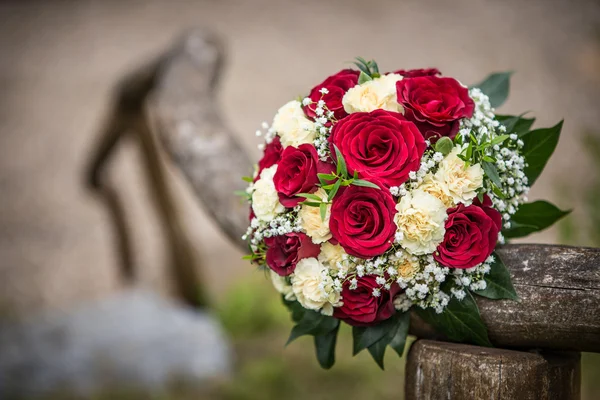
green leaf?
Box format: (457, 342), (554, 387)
(286, 310), (323, 344)
(482, 161), (502, 188)
(416, 291), (492, 347)
(367, 336), (388, 370)
(352, 179), (381, 189)
(320, 202), (328, 221)
(435, 137), (454, 155)
(296, 193), (323, 202)
(503, 200), (570, 238)
(333, 144), (348, 178)
(520, 120), (563, 186)
(473, 252), (519, 301)
(472, 71), (513, 108)
(328, 179), (342, 201)
(358, 71), (373, 84)
(282, 298), (306, 323)
(242, 175), (254, 183)
(388, 312), (410, 357)
(490, 134), (510, 146)
(314, 323), (340, 369)
(301, 201), (321, 207)
(352, 317), (396, 355)
(496, 114), (535, 136)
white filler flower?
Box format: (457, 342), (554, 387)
(394, 188), (447, 255)
(272, 100), (317, 148)
(342, 73), (404, 114)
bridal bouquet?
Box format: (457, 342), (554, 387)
(240, 58), (567, 369)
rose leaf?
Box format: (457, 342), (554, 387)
(502, 200), (570, 239)
(473, 252), (519, 301)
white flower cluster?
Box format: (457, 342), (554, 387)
(460, 88), (530, 236)
(246, 73), (523, 317)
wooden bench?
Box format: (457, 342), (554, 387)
(90, 29), (600, 400)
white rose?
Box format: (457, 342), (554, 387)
(272, 100), (317, 148)
(291, 257), (341, 315)
(251, 165), (285, 222)
(394, 188), (447, 255)
(418, 173), (455, 208)
(318, 242), (349, 273)
(434, 147), (484, 205)
(270, 270), (296, 301)
(342, 73), (404, 114)
(299, 188), (332, 244)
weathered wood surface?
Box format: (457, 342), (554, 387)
(146, 31), (600, 352)
(405, 340), (581, 400)
(148, 30), (251, 251)
(410, 244), (600, 352)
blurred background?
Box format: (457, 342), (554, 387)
(0, 0), (599, 399)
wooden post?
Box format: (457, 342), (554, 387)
(405, 340), (581, 400)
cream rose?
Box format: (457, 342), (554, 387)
(318, 242), (349, 272)
(291, 257), (341, 316)
(418, 173), (455, 208)
(251, 165), (285, 222)
(394, 189), (447, 255)
(270, 270), (296, 301)
(298, 188), (332, 244)
(434, 147), (484, 205)
(272, 100), (317, 148)
(342, 73), (404, 114)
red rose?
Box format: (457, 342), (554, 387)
(435, 196), (502, 269)
(257, 136), (283, 176)
(265, 232), (320, 276)
(330, 185), (397, 258)
(273, 144), (320, 207)
(334, 276), (401, 326)
(396, 76), (475, 141)
(329, 110), (426, 188)
(303, 69), (360, 122)
(394, 68), (441, 78)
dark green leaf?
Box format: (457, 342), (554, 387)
(352, 317), (396, 355)
(328, 179), (342, 201)
(282, 298), (306, 323)
(286, 310), (323, 344)
(435, 137), (454, 155)
(503, 200), (570, 238)
(482, 161), (502, 188)
(495, 114), (535, 136)
(473, 252), (519, 301)
(472, 71), (513, 108)
(352, 179), (381, 189)
(314, 323), (340, 369)
(416, 291), (492, 347)
(388, 312), (410, 357)
(367, 336), (388, 370)
(333, 144), (348, 178)
(521, 120), (563, 186)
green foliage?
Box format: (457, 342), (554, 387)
(353, 57), (380, 79)
(472, 71), (513, 108)
(521, 120), (563, 186)
(352, 312), (410, 369)
(434, 137), (453, 155)
(495, 114), (535, 135)
(416, 291), (492, 347)
(503, 200), (570, 239)
(473, 252), (519, 301)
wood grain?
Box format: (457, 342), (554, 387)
(405, 340), (581, 400)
